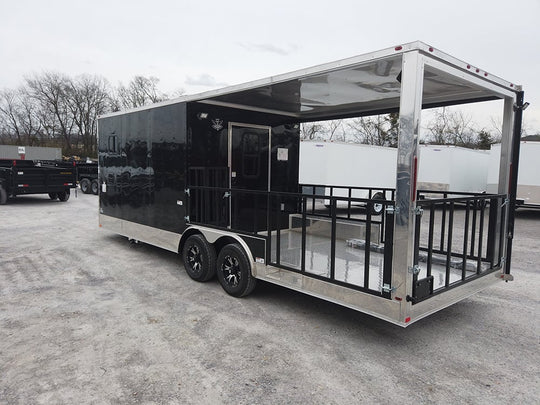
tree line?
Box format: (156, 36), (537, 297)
(2, 71), (534, 157)
(0, 73), (174, 158)
(300, 108), (517, 150)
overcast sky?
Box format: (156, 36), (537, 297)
(2, 0), (539, 132)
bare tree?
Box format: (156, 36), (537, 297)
(347, 114), (397, 146)
(114, 75), (168, 111)
(426, 107), (476, 147)
(300, 122), (325, 140)
(326, 120), (345, 141)
(0, 88), (42, 145)
(66, 75), (110, 156)
(25, 72), (75, 154)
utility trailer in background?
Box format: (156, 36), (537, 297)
(298, 142), (490, 213)
(98, 41), (524, 327)
(417, 145), (489, 194)
(299, 141), (396, 214)
(487, 142), (540, 209)
(0, 159), (76, 204)
(38, 160), (99, 195)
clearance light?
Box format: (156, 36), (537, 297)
(395, 46), (403, 51)
(428, 47), (434, 52)
(405, 317), (411, 323)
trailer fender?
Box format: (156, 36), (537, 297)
(179, 226), (256, 276)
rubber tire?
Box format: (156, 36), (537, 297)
(0, 185), (7, 205)
(57, 190), (70, 202)
(216, 243), (256, 297)
(182, 234), (216, 282)
(91, 180), (99, 195)
(370, 192), (386, 216)
(48, 193), (58, 200)
(80, 178), (91, 194)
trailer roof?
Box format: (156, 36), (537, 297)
(102, 41), (520, 121)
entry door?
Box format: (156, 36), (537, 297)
(229, 123), (271, 232)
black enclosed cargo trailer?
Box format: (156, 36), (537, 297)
(0, 159), (76, 204)
(98, 41), (523, 326)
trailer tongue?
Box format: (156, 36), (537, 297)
(98, 41), (523, 326)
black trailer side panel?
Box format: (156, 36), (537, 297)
(99, 103), (188, 234)
(186, 102), (300, 234)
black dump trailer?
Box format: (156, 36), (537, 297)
(98, 42), (523, 326)
(75, 162), (99, 194)
(0, 159), (76, 204)
(39, 160), (99, 195)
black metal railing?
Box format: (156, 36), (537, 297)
(409, 191), (507, 303)
(187, 184), (395, 299)
(300, 183), (395, 244)
(187, 182), (508, 304)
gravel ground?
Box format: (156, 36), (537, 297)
(0, 192), (539, 404)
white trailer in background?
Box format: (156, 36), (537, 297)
(299, 141), (396, 212)
(417, 145), (490, 193)
(488, 142), (540, 208)
(299, 142), (490, 202)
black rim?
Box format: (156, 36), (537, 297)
(186, 244), (202, 275)
(221, 255), (241, 287)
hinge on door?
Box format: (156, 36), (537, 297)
(414, 206), (424, 216)
(408, 265), (421, 275)
(184, 216), (190, 223)
(223, 191), (231, 198)
(382, 283), (396, 293)
(184, 188), (190, 196)
(501, 198), (509, 208)
(386, 205), (399, 214)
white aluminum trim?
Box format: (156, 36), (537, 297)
(255, 263), (406, 326)
(409, 271), (505, 323)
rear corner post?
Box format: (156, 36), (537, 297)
(392, 50), (425, 320)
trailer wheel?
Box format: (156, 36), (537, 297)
(370, 192), (386, 216)
(0, 186), (7, 205)
(182, 234), (216, 282)
(57, 190), (70, 202)
(48, 193), (58, 200)
(216, 243), (256, 297)
(91, 180), (99, 195)
(80, 178), (91, 194)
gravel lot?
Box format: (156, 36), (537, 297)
(1, 191), (539, 404)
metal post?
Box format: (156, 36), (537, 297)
(505, 91), (525, 276)
(391, 51), (424, 318)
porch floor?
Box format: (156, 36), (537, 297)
(269, 230), (485, 293)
